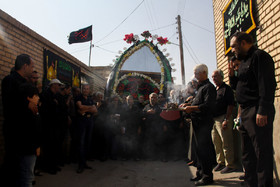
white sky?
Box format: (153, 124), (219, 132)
(1, 0), (217, 85)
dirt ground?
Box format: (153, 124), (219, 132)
(35, 160), (243, 187)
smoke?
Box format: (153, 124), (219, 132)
(165, 82), (190, 103)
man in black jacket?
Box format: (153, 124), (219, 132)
(142, 93), (163, 160)
(1, 54), (38, 186)
(182, 64), (217, 186)
(40, 79), (64, 175)
(229, 32), (276, 187)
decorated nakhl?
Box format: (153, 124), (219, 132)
(105, 31), (173, 101)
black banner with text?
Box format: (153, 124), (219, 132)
(43, 49), (81, 88)
(223, 0), (256, 55)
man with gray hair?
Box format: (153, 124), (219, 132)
(211, 69), (236, 174)
(182, 64), (216, 186)
(142, 93), (163, 160)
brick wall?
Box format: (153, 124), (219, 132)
(212, 0), (280, 184)
(0, 9), (106, 164)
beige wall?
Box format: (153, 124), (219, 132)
(0, 9), (106, 163)
(212, 0), (280, 184)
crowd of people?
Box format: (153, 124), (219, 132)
(0, 32), (276, 187)
(0, 54), (187, 186)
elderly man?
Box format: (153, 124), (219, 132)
(142, 93), (163, 160)
(229, 32), (276, 187)
(182, 64), (216, 186)
(211, 69), (236, 174)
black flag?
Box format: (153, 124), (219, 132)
(68, 25), (92, 44)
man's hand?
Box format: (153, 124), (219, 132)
(147, 109), (155, 114)
(97, 102), (102, 108)
(89, 105), (98, 114)
(28, 102), (38, 115)
(179, 103), (190, 108)
(36, 147), (40, 156)
(228, 61), (235, 77)
(256, 114), (268, 127)
(185, 96), (194, 103)
(184, 106), (192, 113)
(222, 120), (228, 130)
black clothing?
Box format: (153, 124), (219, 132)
(213, 82), (235, 117)
(40, 88), (61, 172)
(2, 74), (41, 154)
(191, 79), (217, 119)
(142, 103), (163, 159)
(136, 101), (147, 111)
(2, 71), (27, 153)
(120, 104), (142, 158)
(76, 94), (95, 118)
(2, 72), (41, 155)
(1, 72), (41, 186)
(17, 104), (41, 155)
(2, 71), (27, 120)
(56, 93), (70, 164)
(121, 104), (141, 134)
(40, 88), (60, 126)
(239, 105), (274, 187)
(190, 79), (217, 178)
(105, 103), (122, 159)
(75, 95), (95, 167)
(143, 103), (162, 122)
(56, 93), (70, 126)
(92, 100), (108, 160)
(230, 46), (276, 186)
(230, 46), (276, 115)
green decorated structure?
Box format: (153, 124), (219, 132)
(105, 37), (173, 101)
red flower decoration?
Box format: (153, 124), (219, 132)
(117, 83), (125, 91)
(144, 79), (150, 83)
(141, 31), (151, 39)
(132, 93), (138, 99)
(157, 36), (168, 45)
(123, 33), (135, 44)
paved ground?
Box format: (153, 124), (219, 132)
(35, 160), (244, 187)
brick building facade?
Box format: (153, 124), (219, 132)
(212, 0), (280, 183)
(0, 9), (106, 163)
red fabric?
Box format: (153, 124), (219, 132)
(160, 110), (180, 121)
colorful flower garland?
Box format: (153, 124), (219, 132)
(112, 41), (165, 96)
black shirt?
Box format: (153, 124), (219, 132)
(2, 72), (41, 155)
(143, 103), (162, 121)
(214, 82), (235, 117)
(121, 104), (141, 134)
(191, 79), (216, 118)
(143, 103), (162, 131)
(75, 94), (95, 118)
(230, 46), (276, 115)
(40, 88), (60, 127)
(2, 71), (27, 123)
(56, 93), (70, 127)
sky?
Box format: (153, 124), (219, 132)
(1, 0), (217, 85)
